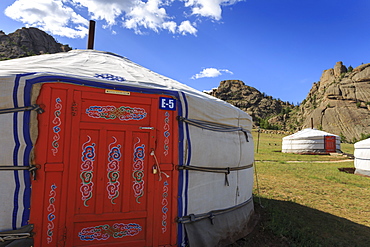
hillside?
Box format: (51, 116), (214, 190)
(208, 80), (298, 130)
(0, 27), (71, 60)
(209, 62), (370, 143)
(296, 61), (370, 142)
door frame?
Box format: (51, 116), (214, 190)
(30, 82), (181, 246)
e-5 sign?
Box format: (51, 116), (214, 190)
(159, 97), (176, 111)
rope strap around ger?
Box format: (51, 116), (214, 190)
(0, 165), (38, 180)
(177, 116), (250, 142)
(177, 163), (253, 186)
(0, 224), (33, 243)
(0, 232), (31, 242)
(177, 197), (253, 225)
(0, 104), (44, 115)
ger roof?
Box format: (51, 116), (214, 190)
(283, 128), (339, 140)
(0, 49), (253, 126)
(355, 138), (370, 148)
(0, 49), (213, 100)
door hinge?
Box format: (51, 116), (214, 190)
(57, 227), (67, 247)
(139, 127), (155, 130)
(71, 102), (78, 116)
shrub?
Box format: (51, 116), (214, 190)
(258, 118), (280, 130)
(360, 133), (370, 141)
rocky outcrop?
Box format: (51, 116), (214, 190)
(334, 61), (347, 77)
(0, 27), (71, 60)
(208, 80), (297, 129)
(297, 61), (370, 142)
(208, 63), (370, 142)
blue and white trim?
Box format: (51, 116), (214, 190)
(1, 73), (189, 239)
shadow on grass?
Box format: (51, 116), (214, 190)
(230, 196), (370, 247)
(338, 167), (355, 174)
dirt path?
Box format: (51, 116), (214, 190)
(286, 159), (353, 163)
(255, 159), (354, 163)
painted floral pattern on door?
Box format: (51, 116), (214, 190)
(80, 136), (96, 207)
(163, 111), (170, 156)
(51, 97), (62, 156)
(107, 137), (121, 204)
(161, 180), (169, 233)
(46, 184), (57, 244)
(85, 105), (147, 121)
(132, 137), (145, 203)
(78, 222), (142, 241)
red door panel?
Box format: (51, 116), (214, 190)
(31, 84), (178, 247)
(42, 169), (63, 246)
(74, 129), (100, 215)
(31, 86), (70, 246)
(153, 110), (178, 246)
(103, 132), (126, 213)
(325, 136), (336, 153)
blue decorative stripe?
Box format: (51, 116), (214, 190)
(22, 77), (35, 226)
(12, 112), (20, 230)
(183, 93), (191, 247)
(175, 93), (186, 247)
(176, 93), (185, 246)
(25, 75), (181, 98)
(12, 75), (21, 230)
(182, 93), (190, 216)
(177, 92), (190, 246)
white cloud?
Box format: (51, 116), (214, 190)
(71, 0), (129, 27)
(184, 0), (241, 20)
(4, 0), (241, 38)
(162, 21), (177, 34)
(178, 20), (197, 35)
(122, 0), (176, 34)
(191, 67), (233, 79)
(5, 0), (89, 38)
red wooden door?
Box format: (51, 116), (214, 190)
(325, 136), (336, 153)
(30, 83), (178, 247)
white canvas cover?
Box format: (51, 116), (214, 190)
(354, 138), (370, 176)
(282, 128), (340, 153)
(0, 50), (254, 246)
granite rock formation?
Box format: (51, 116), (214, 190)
(0, 27), (71, 60)
(297, 61), (370, 142)
(209, 62), (370, 142)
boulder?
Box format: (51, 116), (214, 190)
(334, 61), (347, 77)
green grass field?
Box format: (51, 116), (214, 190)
(247, 130), (370, 246)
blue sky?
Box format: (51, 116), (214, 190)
(1, 0), (370, 104)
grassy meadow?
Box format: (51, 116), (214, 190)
(240, 130), (370, 246)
